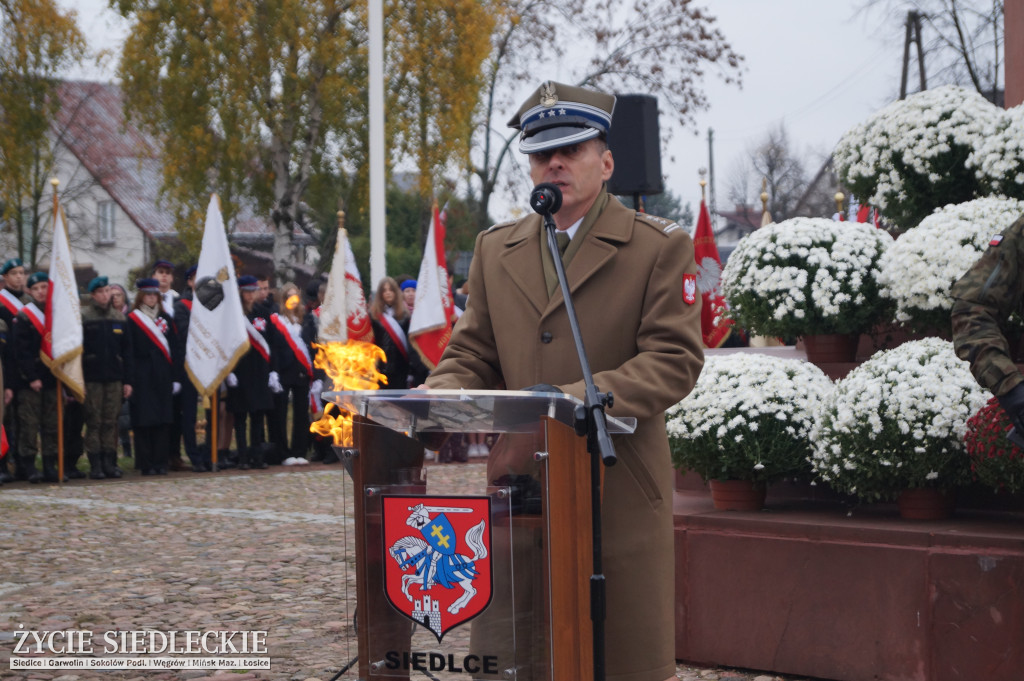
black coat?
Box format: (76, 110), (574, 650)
(126, 309), (176, 427)
(81, 301), (132, 384)
(228, 310), (275, 413)
(14, 305), (55, 390)
(269, 313), (313, 388)
(371, 314), (412, 390)
(173, 292), (193, 383)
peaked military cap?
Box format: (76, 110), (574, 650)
(152, 259), (175, 272)
(237, 275), (259, 291)
(508, 81), (616, 154)
(27, 271), (48, 287)
(88, 276), (109, 293)
(1, 257), (24, 275)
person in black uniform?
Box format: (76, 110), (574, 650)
(0, 257), (28, 481)
(14, 272), (59, 483)
(174, 265), (209, 471)
(369, 277), (413, 390)
(126, 278), (177, 475)
(81, 276), (133, 480)
(227, 275), (279, 470)
(268, 283), (313, 464)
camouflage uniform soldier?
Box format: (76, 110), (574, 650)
(81, 276), (133, 479)
(14, 272), (59, 483)
(951, 215), (1024, 432)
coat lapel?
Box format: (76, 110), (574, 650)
(499, 215), (549, 317)
(542, 198), (635, 321)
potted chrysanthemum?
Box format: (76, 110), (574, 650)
(666, 353), (833, 510)
(969, 103), (1024, 201)
(965, 397), (1024, 494)
(834, 85), (1001, 230)
(720, 217), (892, 363)
(810, 338), (989, 518)
(878, 197), (1024, 333)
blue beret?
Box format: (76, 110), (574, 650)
(237, 275), (259, 291)
(27, 271), (48, 287)
(88, 276), (109, 293)
(1, 258), (24, 275)
(136, 277), (160, 293)
(400, 280), (417, 291)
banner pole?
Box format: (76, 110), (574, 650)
(57, 379), (65, 484)
(211, 390), (218, 472)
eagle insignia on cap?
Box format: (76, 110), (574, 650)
(540, 82), (558, 107)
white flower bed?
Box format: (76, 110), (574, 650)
(834, 85), (1001, 228)
(809, 338), (989, 501)
(720, 217), (891, 337)
(667, 353), (832, 482)
(969, 103), (1024, 198)
(878, 197), (1024, 326)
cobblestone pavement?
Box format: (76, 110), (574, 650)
(0, 464), (818, 681)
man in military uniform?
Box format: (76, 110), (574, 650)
(14, 272), (60, 483)
(952, 215), (1024, 434)
(0, 257), (27, 481)
(81, 276), (133, 479)
(424, 81), (704, 681)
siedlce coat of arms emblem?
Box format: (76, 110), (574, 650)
(382, 496), (493, 641)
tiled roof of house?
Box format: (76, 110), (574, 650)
(54, 80), (277, 241)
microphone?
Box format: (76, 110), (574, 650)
(530, 183), (562, 216)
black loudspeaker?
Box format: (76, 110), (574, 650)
(606, 94), (663, 196)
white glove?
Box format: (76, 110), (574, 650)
(226, 373), (238, 388)
(309, 379), (324, 413)
(268, 371), (284, 394)
(172, 381), (181, 395)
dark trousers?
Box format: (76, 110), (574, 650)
(135, 424), (169, 473)
(179, 381), (201, 466)
(169, 391), (183, 462)
(64, 399), (84, 470)
(269, 381), (310, 461)
(232, 410), (265, 456)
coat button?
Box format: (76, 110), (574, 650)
(540, 332), (552, 344)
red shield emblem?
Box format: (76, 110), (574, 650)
(682, 273), (697, 305)
(382, 495), (493, 641)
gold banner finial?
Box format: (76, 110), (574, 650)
(834, 192), (845, 215)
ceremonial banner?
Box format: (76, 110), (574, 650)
(693, 199), (732, 348)
(185, 195), (249, 396)
(44, 206), (84, 400)
(318, 227), (373, 343)
(409, 204), (456, 368)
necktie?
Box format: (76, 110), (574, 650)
(555, 231), (570, 255)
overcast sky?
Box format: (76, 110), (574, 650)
(61, 0), (915, 221)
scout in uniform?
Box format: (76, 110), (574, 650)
(81, 276), (133, 479)
(0, 257), (27, 480)
(126, 278), (177, 475)
(14, 272), (61, 483)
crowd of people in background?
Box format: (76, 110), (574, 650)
(0, 257), (478, 485)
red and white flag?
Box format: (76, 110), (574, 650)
(44, 205), (84, 400)
(319, 227), (373, 343)
(409, 204), (456, 368)
(693, 198), (732, 348)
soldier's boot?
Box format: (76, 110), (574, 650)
(238, 448), (251, 470)
(66, 452), (86, 479)
(88, 452), (106, 480)
(0, 455), (14, 483)
(102, 451), (123, 479)
(41, 456), (65, 483)
(23, 456), (42, 484)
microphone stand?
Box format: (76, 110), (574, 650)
(540, 210), (616, 681)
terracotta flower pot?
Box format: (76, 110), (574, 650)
(709, 479), (766, 511)
(896, 488), (956, 520)
(803, 333), (859, 363)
